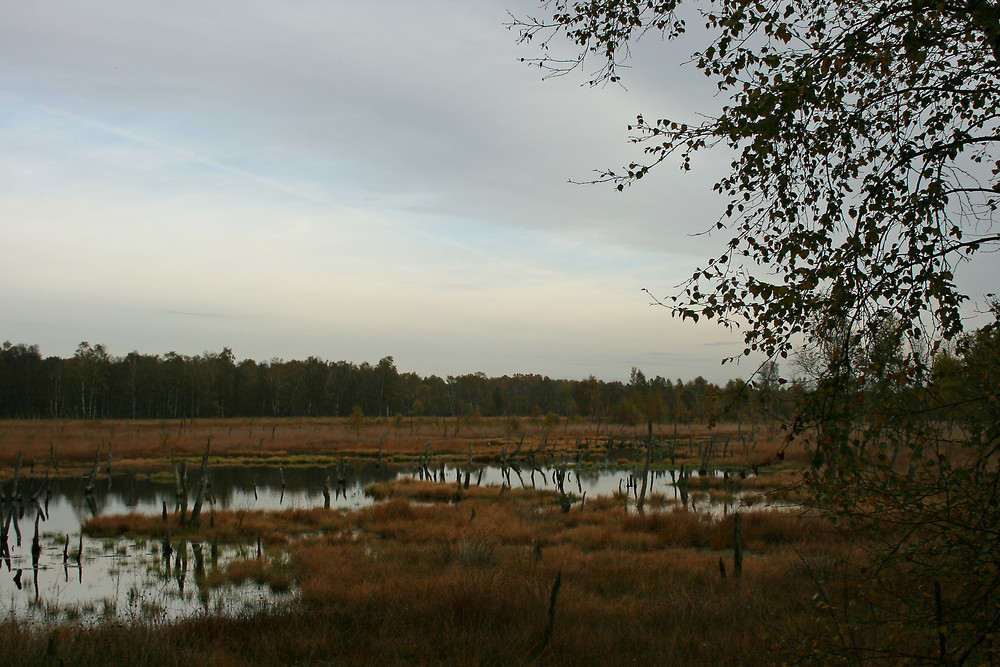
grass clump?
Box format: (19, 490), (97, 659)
(42, 477), (853, 665)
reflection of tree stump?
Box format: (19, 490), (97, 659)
(163, 528), (173, 566)
(31, 516), (41, 567)
(193, 543), (205, 581)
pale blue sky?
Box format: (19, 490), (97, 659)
(2, 1), (993, 383)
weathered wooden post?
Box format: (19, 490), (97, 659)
(83, 450), (99, 498)
(337, 457), (348, 496)
(699, 439), (710, 476)
(671, 423), (679, 466)
(172, 455), (188, 523)
(465, 443), (473, 490)
(188, 441), (211, 527)
(542, 572), (562, 648)
(43, 477), (52, 517)
(1, 512), (11, 564)
(734, 512), (743, 578)
(637, 418), (653, 512)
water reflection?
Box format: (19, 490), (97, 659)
(1, 461), (769, 624)
(0, 463), (405, 625)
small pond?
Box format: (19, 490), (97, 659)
(0, 462), (766, 625)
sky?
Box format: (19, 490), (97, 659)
(2, 2), (994, 385)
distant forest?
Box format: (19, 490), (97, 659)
(0, 341), (799, 422)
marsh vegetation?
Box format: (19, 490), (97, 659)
(0, 415), (842, 665)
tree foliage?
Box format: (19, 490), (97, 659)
(804, 307), (1000, 664)
(512, 1), (1000, 662)
(512, 0), (1000, 363)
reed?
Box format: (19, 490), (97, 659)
(1, 419), (869, 665)
(9, 503), (844, 667)
(0, 417), (803, 476)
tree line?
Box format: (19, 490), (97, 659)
(0, 341), (798, 423)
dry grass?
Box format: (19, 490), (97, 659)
(0, 417), (804, 477)
(0, 418), (854, 665)
(56, 476), (854, 666)
(84, 506), (348, 545)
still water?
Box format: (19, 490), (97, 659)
(0, 462), (746, 625)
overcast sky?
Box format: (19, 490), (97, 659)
(2, 2), (994, 384)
